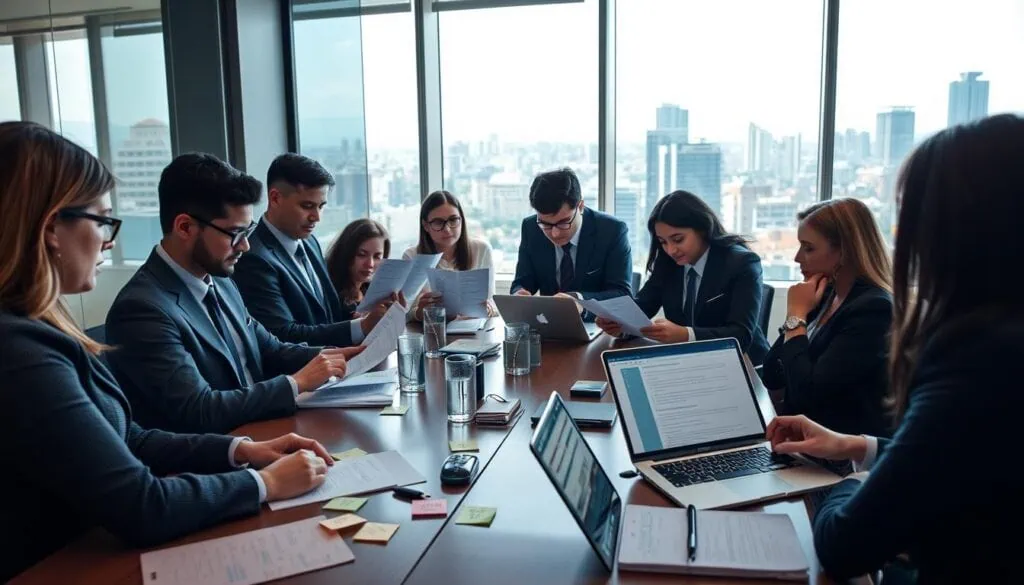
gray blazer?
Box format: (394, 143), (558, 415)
(0, 311), (259, 582)
(105, 250), (321, 434)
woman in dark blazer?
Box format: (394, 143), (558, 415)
(0, 122), (335, 582)
(761, 197), (893, 438)
(767, 114), (1023, 584)
(324, 218), (392, 321)
(597, 190), (770, 364)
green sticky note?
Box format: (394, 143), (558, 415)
(331, 447), (367, 461)
(380, 404), (410, 416)
(323, 497), (368, 512)
(456, 506), (496, 527)
(448, 439), (479, 453)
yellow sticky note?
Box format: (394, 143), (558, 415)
(353, 522), (400, 543)
(448, 439), (479, 452)
(455, 506), (496, 527)
(331, 448), (367, 461)
(380, 404), (410, 416)
(323, 497), (367, 512)
(319, 513), (367, 532)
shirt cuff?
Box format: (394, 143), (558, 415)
(686, 327), (696, 342)
(287, 375), (299, 398)
(246, 468), (268, 503)
(852, 435), (878, 472)
(351, 319), (365, 344)
(228, 436), (251, 468)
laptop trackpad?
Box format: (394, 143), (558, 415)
(722, 472), (796, 501)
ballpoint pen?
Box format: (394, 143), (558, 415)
(687, 504), (698, 562)
(393, 486), (429, 500)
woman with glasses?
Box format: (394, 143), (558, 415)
(325, 218), (393, 320)
(0, 122), (336, 582)
(403, 190), (496, 320)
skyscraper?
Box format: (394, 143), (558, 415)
(645, 104), (688, 216)
(613, 187), (643, 258)
(876, 107), (916, 167)
(655, 104), (688, 131)
(677, 142), (723, 217)
(775, 135), (801, 185)
(112, 119), (172, 212)
(746, 123), (774, 173)
(947, 72), (989, 127)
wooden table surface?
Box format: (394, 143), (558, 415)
(14, 322), (847, 585)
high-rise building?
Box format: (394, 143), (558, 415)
(746, 123), (773, 173)
(775, 135), (801, 185)
(677, 142), (723, 217)
(645, 104), (688, 216)
(613, 187), (643, 258)
(112, 119), (172, 213)
(656, 104), (688, 131)
(947, 72), (989, 127)
(876, 107), (916, 167)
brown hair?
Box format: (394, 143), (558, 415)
(797, 198), (893, 293)
(417, 190), (472, 270)
(325, 218), (391, 303)
(0, 122), (115, 355)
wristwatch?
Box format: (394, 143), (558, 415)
(779, 316), (807, 335)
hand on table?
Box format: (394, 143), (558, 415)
(639, 319), (689, 343)
(258, 449), (332, 501)
(235, 432), (333, 469)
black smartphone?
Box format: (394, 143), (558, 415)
(569, 380), (607, 399)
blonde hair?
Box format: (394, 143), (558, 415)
(797, 198), (893, 293)
(0, 122), (116, 354)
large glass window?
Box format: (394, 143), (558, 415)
(0, 40), (19, 122)
(47, 34), (98, 155)
(616, 0), (823, 281)
(439, 0), (599, 276)
(832, 0), (1024, 247)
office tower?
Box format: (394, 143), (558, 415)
(656, 104), (688, 131)
(746, 123), (774, 173)
(947, 72), (989, 127)
(112, 119), (172, 212)
(645, 104), (688, 215)
(613, 187), (643, 256)
(876, 107), (916, 167)
(677, 142), (723, 217)
(738, 183), (770, 235)
(775, 135), (801, 185)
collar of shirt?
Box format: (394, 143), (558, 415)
(155, 243), (213, 305)
(687, 245), (711, 280)
(261, 216), (302, 257)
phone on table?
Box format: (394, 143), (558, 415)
(569, 380), (607, 399)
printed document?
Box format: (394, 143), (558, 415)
(579, 296), (653, 338)
(297, 369), (397, 408)
(427, 268), (491, 318)
(346, 303), (407, 378)
(268, 450), (425, 511)
(357, 254), (441, 311)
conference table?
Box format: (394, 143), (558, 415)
(15, 320), (852, 585)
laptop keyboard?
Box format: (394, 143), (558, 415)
(652, 446), (800, 488)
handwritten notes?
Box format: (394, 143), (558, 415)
(319, 514), (367, 532)
(330, 448), (367, 462)
(448, 439), (479, 452)
(353, 522), (400, 544)
(268, 450), (425, 511)
(323, 497), (368, 512)
(456, 506), (496, 527)
(411, 498), (448, 519)
(380, 404), (410, 416)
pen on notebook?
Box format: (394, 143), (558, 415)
(687, 504), (698, 561)
(393, 486), (429, 500)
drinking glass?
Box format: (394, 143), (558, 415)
(445, 354), (478, 423)
(530, 330), (542, 368)
(503, 322), (531, 376)
(397, 334), (425, 393)
(423, 305), (447, 359)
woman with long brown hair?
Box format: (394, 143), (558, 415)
(0, 122), (335, 582)
(761, 197), (894, 437)
(767, 114), (1022, 583)
(324, 218), (392, 320)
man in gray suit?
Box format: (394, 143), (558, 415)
(106, 153), (361, 434)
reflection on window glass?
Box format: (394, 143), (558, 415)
(440, 1), (598, 276)
(0, 41), (19, 122)
(47, 36), (97, 155)
(617, 0), (822, 281)
(833, 0), (1024, 248)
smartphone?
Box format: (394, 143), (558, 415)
(569, 380), (608, 399)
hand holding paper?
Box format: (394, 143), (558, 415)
(579, 296), (653, 338)
(427, 268), (491, 319)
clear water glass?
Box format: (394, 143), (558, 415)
(530, 330), (542, 368)
(503, 322), (531, 376)
(423, 305), (446, 358)
(397, 334), (425, 393)
(445, 354), (477, 423)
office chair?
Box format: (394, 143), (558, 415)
(631, 271), (641, 296)
(85, 324), (106, 344)
(758, 284), (775, 336)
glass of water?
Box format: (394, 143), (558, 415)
(503, 322), (531, 376)
(445, 354), (477, 423)
(423, 305), (446, 358)
(397, 333), (425, 393)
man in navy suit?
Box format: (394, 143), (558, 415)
(510, 168), (632, 321)
(106, 153), (360, 434)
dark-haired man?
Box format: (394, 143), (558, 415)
(510, 167), (632, 320)
(106, 153), (361, 434)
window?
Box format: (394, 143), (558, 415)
(832, 0), (1024, 247)
(616, 0), (823, 281)
(439, 0), (598, 276)
(0, 40), (19, 122)
(46, 34), (97, 155)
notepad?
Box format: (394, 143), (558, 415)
(448, 439), (479, 452)
(323, 497), (367, 512)
(411, 498), (448, 518)
(456, 506), (496, 527)
(319, 513), (367, 532)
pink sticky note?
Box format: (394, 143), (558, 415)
(411, 498), (448, 519)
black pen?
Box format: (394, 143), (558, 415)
(687, 504), (698, 561)
(393, 486), (429, 500)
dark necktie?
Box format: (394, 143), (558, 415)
(202, 285), (248, 385)
(295, 243), (325, 305)
(559, 243), (575, 292)
(682, 267), (699, 325)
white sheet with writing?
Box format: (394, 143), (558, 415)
(401, 253), (442, 300)
(139, 516), (353, 585)
(356, 259), (413, 311)
(579, 296), (653, 338)
(427, 268), (491, 318)
(345, 303), (407, 378)
(268, 450), (425, 511)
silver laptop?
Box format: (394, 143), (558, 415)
(601, 338), (841, 509)
(493, 294), (600, 342)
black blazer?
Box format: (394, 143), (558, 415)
(635, 243), (770, 365)
(232, 220), (355, 347)
(510, 207), (632, 321)
(761, 280), (893, 437)
(813, 314), (1024, 583)
(0, 312), (259, 582)
(105, 250), (321, 434)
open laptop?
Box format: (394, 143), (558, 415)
(493, 295), (600, 342)
(601, 338), (842, 509)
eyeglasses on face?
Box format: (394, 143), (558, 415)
(536, 207), (579, 232)
(57, 208), (123, 244)
(427, 216), (462, 232)
(188, 214), (257, 247)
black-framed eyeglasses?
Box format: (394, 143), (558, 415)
(426, 216), (462, 232)
(58, 209), (122, 244)
(189, 214), (257, 247)
(537, 207), (579, 232)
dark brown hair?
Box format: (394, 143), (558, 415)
(417, 190), (471, 270)
(797, 197), (893, 293)
(325, 218), (391, 303)
(646, 190), (750, 274)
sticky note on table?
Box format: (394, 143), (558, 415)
(449, 439), (479, 452)
(456, 506), (496, 527)
(411, 498), (448, 519)
(331, 447), (368, 461)
(323, 497), (367, 512)
(319, 513), (367, 532)
(353, 522), (400, 543)
(380, 404), (410, 416)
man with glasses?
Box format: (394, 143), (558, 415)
(106, 153), (362, 434)
(510, 168), (632, 320)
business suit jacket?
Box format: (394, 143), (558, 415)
(106, 250), (321, 434)
(0, 311), (258, 582)
(510, 207), (632, 320)
(232, 221), (355, 347)
(813, 314), (1023, 583)
(635, 243), (771, 365)
(761, 279), (892, 437)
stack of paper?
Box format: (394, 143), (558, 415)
(446, 318), (487, 335)
(297, 369), (398, 409)
(475, 396), (522, 426)
(579, 296), (653, 338)
(427, 268), (491, 318)
(357, 254), (441, 311)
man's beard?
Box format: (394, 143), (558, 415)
(194, 237), (240, 277)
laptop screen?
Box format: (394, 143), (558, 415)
(603, 339), (767, 459)
(529, 392), (621, 572)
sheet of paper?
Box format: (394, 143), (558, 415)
(580, 296), (653, 338)
(139, 516), (353, 585)
(319, 369), (397, 391)
(359, 302), (408, 351)
(401, 253), (442, 300)
(323, 497), (367, 512)
(268, 450), (425, 511)
(353, 522), (400, 543)
(380, 404), (409, 416)
(445, 317), (486, 335)
(296, 381), (395, 409)
(427, 268), (491, 318)
(357, 259), (413, 311)
(448, 439), (479, 452)
(345, 303), (407, 378)
(456, 506), (496, 527)
(330, 448), (367, 462)
(411, 498), (448, 518)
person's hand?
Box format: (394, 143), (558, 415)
(293, 346), (364, 392)
(258, 449), (331, 501)
(235, 433), (334, 469)
(414, 292), (443, 320)
(554, 292), (583, 314)
(514, 288), (533, 296)
(766, 415), (867, 461)
(484, 299), (498, 318)
(639, 319), (689, 343)
(596, 316), (624, 338)
(360, 292), (402, 334)
(786, 274), (828, 320)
